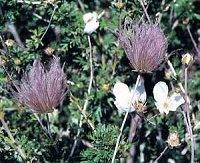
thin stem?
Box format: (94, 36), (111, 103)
(1, 118), (26, 160)
(34, 113), (47, 132)
(33, 13), (50, 23)
(139, 0), (151, 23)
(67, 128), (81, 161)
(111, 112), (129, 163)
(126, 114), (141, 162)
(157, 0), (166, 24)
(2, 65), (15, 84)
(184, 67), (195, 163)
(67, 35), (94, 160)
(182, 110), (190, 135)
(46, 113), (59, 153)
(111, 74), (141, 163)
(86, 35), (93, 96)
(97, 11), (105, 20)
(118, 0), (123, 29)
(167, 60), (185, 93)
(75, 100), (95, 130)
(70, 93), (95, 130)
(153, 146), (169, 163)
(141, 113), (156, 126)
(184, 67), (188, 97)
(187, 26), (200, 55)
(40, 5), (57, 42)
(77, 0), (85, 12)
(147, 113), (159, 122)
(34, 113), (58, 153)
(167, 60), (191, 136)
(167, 59), (195, 162)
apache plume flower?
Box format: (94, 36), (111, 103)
(119, 21), (168, 73)
(153, 81), (185, 114)
(113, 77), (146, 113)
(14, 57), (67, 113)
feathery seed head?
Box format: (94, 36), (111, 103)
(14, 56), (67, 113)
(119, 21), (168, 73)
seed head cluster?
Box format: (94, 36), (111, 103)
(14, 57), (67, 113)
(119, 21), (168, 73)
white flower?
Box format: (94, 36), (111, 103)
(113, 77), (146, 113)
(153, 81), (185, 114)
(83, 12), (99, 34)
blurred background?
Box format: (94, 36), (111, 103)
(0, 0), (200, 162)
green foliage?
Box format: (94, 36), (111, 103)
(0, 0), (200, 162)
(81, 124), (130, 162)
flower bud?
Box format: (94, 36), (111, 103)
(14, 59), (21, 65)
(165, 69), (172, 79)
(0, 112), (5, 120)
(44, 47), (55, 56)
(175, 87), (181, 93)
(102, 84), (110, 91)
(116, 2), (124, 9)
(5, 39), (15, 47)
(181, 53), (193, 66)
(167, 132), (180, 147)
(83, 12), (99, 34)
(183, 17), (189, 25)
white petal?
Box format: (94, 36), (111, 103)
(83, 13), (93, 23)
(168, 93), (185, 111)
(153, 81), (168, 103)
(131, 76), (146, 103)
(155, 102), (169, 114)
(84, 21), (99, 34)
(114, 100), (134, 113)
(92, 12), (98, 19)
(113, 82), (132, 113)
(83, 12), (98, 23)
(113, 82), (130, 97)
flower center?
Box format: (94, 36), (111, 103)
(134, 100), (147, 112)
(163, 101), (169, 110)
(167, 132), (180, 147)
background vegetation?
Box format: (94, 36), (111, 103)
(0, 0), (200, 162)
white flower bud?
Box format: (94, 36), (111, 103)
(83, 12), (99, 34)
(181, 53), (193, 66)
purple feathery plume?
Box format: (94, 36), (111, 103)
(119, 21), (168, 73)
(14, 57), (67, 113)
